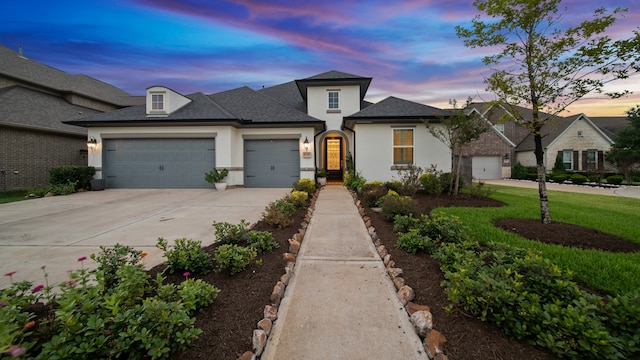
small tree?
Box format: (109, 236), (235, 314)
(456, 0), (640, 223)
(606, 105), (640, 184)
(426, 98), (491, 195)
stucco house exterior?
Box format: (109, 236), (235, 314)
(66, 70), (452, 188)
(0, 44), (140, 190)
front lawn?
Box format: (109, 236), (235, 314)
(0, 190), (28, 204)
(435, 185), (640, 295)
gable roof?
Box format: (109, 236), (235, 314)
(0, 85), (97, 135)
(0, 44), (136, 107)
(516, 114), (614, 151)
(295, 70), (372, 101)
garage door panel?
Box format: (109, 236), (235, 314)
(245, 139), (299, 188)
(472, 156), (501, 180)
(104, 139), (215, 188)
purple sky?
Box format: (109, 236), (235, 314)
(1, 0), (638, 116)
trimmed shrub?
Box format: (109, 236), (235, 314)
(384, 180), (403, 193)
(395, 164), (424, 196)
(49, 166), (95, 190)
(380, 195), (416, 221)
(246, 230), (279, 253)
(570, 173), (588, 185)
(440, 172), (462, 193)
(213, 244), (257, 274)
(396, 230), (434, 254)
(606, 175), (624, 185)
(262, 201), (293, 228)
(551, 173), (569, 182)
(362, 183), (387, 207)
(420, 173), (443, 195)
(288, 190), (309, 208)
(293, 178), (316, 194)
(511, 162), (528, 180)
(90, 244), (143, 289)
(212, 220), (250, 245)
(156, 237), (213, 275)
(344, 170), (366, 192)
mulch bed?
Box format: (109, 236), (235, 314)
(152, 190), (637, 360)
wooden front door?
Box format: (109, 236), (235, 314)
(325, 138), (343, 180)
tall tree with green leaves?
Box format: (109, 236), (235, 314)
(456, 0), (640, 223)
(606, 105), (640, 184)
(426, 98), (491, 195)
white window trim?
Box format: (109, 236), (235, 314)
(495, 123), (504, 134)
(327, 89), (340, 112)
(151, 93), (165, 112)
(393, 128), (414, 166)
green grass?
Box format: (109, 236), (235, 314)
(433, 185), (640, 296)
(0, 190), (29, 204)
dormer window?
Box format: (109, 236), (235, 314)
(151, 93), (165, 111)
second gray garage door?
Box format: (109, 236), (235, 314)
(471, 156), (502, 180)
(244, 139), (300, 188)
(103, 138), (215, 188)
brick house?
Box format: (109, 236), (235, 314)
(0, 44), (140, 190)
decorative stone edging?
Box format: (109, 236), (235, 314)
(237, 189), (320, 360)
(351, 191), (450, 360)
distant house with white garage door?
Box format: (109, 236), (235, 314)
(66, 71), (453, 188)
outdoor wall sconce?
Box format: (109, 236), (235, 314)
(303, 137), (310, 151)
(87, 137), (97, 151)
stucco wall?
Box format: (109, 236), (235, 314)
(87, 126), (316, 186)
(306, 85), (360, 130)
(0, 125), (87, 191)
(353, 123), (451, 182)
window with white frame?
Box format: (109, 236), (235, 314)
(393, 129), (414, 165)
(495, 123), (504, 134)
(562, 150), (573, 170)
(151, 93), (165, 111)
(328, 91), (339, 109)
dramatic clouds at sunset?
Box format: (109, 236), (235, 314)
(1, 0), (638, 115)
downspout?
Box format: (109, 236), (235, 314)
(313, 122), (327, 170)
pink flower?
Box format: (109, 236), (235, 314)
(183, 272), (191, 278)
(4, 345), (27, 357)
(0, 301), (6, 307)
(4, 271), (16, 277)
(32, 284), (44, 293)
(66, 279), (75, 286)
(77, 256), (87, 262)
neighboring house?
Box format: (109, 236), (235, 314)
(0, 44), (140, 191)
(464, 102), (627, 179)
(66, 70), (452, 188)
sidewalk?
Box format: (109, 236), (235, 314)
(483, 179), (640, 199)
(261, 186), (428, 360)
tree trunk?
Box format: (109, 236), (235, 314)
(454, 152), (463, 196)
(533, 131), (552, 224)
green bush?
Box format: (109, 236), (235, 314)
(344, 170), (366, 192)
(262, 201), (293, 228)
(274, 198), (296, 215)
(212, 220), (250, 244)
(90, 243), (143, 289)
(420, 173), (443, 195)
(511, 162), (528, 179)
(50, 181), (76, 195)
(288, 190), (309, 208)
(1, 262), (212, 359)
(26, 186), (50, 197)
(49, 166), (95, 190)
(155, 275), (220, 314)
(380, 195), (416, 221)
(293, 178), (316, 194)
(392, 214), (422, 234)
(606, 175), (624, 185)
(213, 244), (257, 274)
(440, 172), (462, 193)
(552, 155), (566, 174)
(156, 237), (213, 275)
(525, 172), (538, 181)
(570, 173), (588, 185)
(246, 230), (279, 253)
(384, 180), (403, 193)
(396, 230), (434, 254)
(551, 173), (569, 182)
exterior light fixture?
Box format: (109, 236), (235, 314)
(87, 137), (97, 151)
(303, 137), (310, 151)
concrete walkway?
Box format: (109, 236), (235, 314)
(483, 179), (640, 199)
(261, 186), (428, 360)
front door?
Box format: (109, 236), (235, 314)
(325, 137), (343, 181)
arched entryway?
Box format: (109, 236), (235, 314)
(318, 131), (349, 182)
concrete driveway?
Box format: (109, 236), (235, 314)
(0, 188), (289, 289)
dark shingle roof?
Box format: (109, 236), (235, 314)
(347, 96), (449, 118)
(209, 86), (323, 125)
(0, 86), (97, 135)
(0, 44), (134, 107)
(589, 116), (630, 139)
(295, 70), (372, 101)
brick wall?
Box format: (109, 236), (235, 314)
(0, 126), (87, 191)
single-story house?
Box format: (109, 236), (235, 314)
(66, 70), (453, 188)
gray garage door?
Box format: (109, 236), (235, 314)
(103, 138), (215, 188)
(244, 139), (299, 188)
(472, 156), (502, 180)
